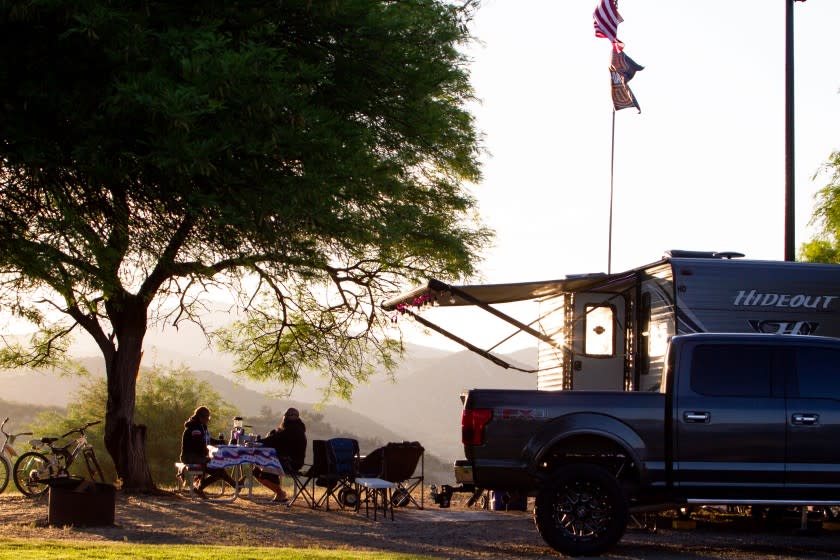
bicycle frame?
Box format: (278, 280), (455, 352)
(57, 434), (90, 469)
(14, 420), (104, 497)
(1, 417), (32, 463)
(27, 421), (102, 477)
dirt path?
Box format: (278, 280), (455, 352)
(2, 491), (840, 559)
(0, 490), (549, 558)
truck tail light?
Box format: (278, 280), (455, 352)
(462, 408), (493, 446)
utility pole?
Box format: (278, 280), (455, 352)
(784, 0), (799, 261)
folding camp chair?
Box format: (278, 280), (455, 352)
(359, 441), (425, 509)
(382, 441), (424, 509)
(286, 467), (316, 507)
(314, 437), (359, 510)
(285, 466), (317, 508)
(287, 440), (327, 508)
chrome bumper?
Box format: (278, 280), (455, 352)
(454, 459), (473, 484)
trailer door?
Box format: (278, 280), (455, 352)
(571, 293), (626, 390)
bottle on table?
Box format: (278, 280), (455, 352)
(230, 416), (244, 445)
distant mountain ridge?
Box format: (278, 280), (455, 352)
(0, 340), (538, 474)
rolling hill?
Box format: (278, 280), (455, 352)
(0, 339), (538, 483)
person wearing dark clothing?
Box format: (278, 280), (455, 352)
(254, 407), (307, 503)
(180, 406), (238, 498)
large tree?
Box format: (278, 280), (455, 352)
(0, 0), (490, 490)
(28, 366), (237, 485)
(800, 150), (840, 263)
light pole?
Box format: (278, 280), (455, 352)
(785, 0), (802, 261)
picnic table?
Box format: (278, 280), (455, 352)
(207, 444), (285, 501)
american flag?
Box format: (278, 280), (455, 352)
(593, 0), (624, 53)
(610, 51), (643, 113)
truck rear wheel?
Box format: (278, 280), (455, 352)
(534, 463), (628, 556)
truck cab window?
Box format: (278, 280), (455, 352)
(795, 347), (840, 399)
(584, 304), (615, 357)
(690, 344), (772, 397)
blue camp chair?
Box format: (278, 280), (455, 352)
(314, 437), (359, 510)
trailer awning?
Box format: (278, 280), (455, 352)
(381, 253), (752, 372)
(381, 271), (638, 311)
(380, 270), (641, 372)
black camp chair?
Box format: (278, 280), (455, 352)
(359, 441), (425, 509)
(285, 453), (318, 508)
(287, 439), (329, 508)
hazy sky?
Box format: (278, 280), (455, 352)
(9, 2), (840, 361)
(395, 0), (840, 351)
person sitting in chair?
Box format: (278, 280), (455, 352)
(254, 407), (307, 503)
(180, 406), (239, 499)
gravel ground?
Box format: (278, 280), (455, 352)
(1, 489), (840, 559)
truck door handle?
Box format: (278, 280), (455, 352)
(683, 411), (710, 423)
(791, 413), (819, 426)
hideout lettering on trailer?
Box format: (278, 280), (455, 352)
(732, 290), (840, 310)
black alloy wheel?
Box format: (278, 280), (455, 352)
(534, 463), (628, 556)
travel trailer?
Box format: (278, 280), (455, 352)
(382, 250), (840, 392)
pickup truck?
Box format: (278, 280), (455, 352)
(445, 332), (840, 556)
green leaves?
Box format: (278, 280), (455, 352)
(801, 151), (840, 263)
(0, 325), (79, 372)
(28, 365), (237, 483)
(214, 285), (404, 401)
(0, 0), (489, 396)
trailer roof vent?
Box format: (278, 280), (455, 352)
(664, 250), (744, 260)
(713, 251), (745, 260)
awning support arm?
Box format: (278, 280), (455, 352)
(402, 308), (538, 373)
(431, 280), (562, 349)
(487, 304), (564, 353)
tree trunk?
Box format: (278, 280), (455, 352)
(102, 303), (156, 491)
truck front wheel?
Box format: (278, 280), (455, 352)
(534, 463), (628, 556)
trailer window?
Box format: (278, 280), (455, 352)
(648, 322), (670, 359)
(584, 304), (615, 357)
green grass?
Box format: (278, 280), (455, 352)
(0, 539), (432, 560)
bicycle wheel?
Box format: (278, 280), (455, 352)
(13, 451), (51, 497)
(83, 448), (105, 483)
(0, 455), (10, 494)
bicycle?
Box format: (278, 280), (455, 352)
(0, 417), (32, 494)
(13, 420), (106, 497)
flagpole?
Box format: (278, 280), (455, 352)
(608, 109), (616, 274)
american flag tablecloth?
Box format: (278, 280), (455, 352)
(207, 445), (284, 475)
